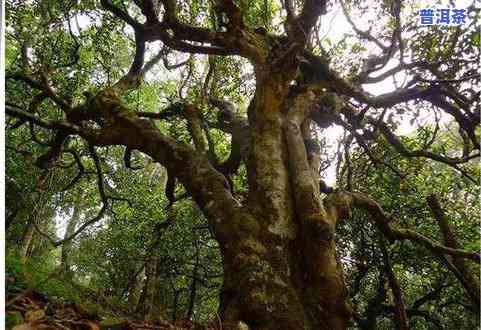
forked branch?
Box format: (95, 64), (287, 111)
(325, 192), (480, 263)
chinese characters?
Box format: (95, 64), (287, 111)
(419, 8), (467, 26)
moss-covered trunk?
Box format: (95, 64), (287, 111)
(89, 73), (351, 329)
(218, 214), (350, 330)
(217, 76), (351, 329)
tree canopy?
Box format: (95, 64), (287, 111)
(5, 0), (480, 329)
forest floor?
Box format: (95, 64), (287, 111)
(5, 257), (225, 330)
(6, 287), (220, 330)
(6, 289), (188, 329)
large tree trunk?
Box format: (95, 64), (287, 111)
(87, 76), (351, 329)
(217, 75), (351, 330)
(219, 211), (350, 330)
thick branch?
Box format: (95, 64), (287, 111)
(6, 105), (83, 134)
(296, 0), (327, 42)
(210, 98), (250, 175)
(7, 73), (71, 110)
(100, 0), (143, 30)
(427, 194), (480, 310)
(325, 192), (480, 263)
(374, 120), (479, 166)
(82, 91), (240, 245)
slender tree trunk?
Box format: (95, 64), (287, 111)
(172, 289), (180, 321)
(146, 257), (164, 320)
(61, 193), (83, 276)
(20, 218), (35, 262)
(145, 257), (161, 319)
(19, 182), (50, 262)
(6, 176), (25, 230)
(359, 271), (387, 330)
(127, 267), (144, 312)
(186, 239), (200, 319)
(136, 260), (154, 317)
(380, 239), (408, 330)
(137, 256), (164, 320)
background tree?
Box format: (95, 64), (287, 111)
(5, 0), (479, 329)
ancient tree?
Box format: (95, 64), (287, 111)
(6, 0), (479, 329)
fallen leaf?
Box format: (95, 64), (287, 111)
(12, 324), (35, 330)
(25, 309), (45, 322)
(87, 321), (101, 330)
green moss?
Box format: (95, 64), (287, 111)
(303, 214), (334, 241)
(268, 215), (297, 239)
(272, 275), (288, 289)
(235, 252), (261, 267)
(99, 318), (127, 330)
(237, 216), (261, 234)
(5, 311), (24, 329)
(240, 239), (267, 254)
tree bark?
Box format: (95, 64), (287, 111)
(216, 76), (351, 330)
(20, 219), (35, 262)
(61, 192), (83, 276)
(127, 266), (144, 312)
(23, 71), (477, 329)
(427, 195), (480, 311)
(380, 240), (408, 330)
(136, 260), (154, 318)
(186, 239), (200, 319)
(8, 1), (480, 328)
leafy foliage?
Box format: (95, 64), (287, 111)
(5, 0), (479, 328)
